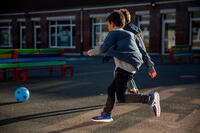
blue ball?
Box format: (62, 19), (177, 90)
(15, 87), (30, 102)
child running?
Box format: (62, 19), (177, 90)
(119, 8), (157, 94)
(88, 10), (161, 122)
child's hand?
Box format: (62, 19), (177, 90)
(136, 33), (141, 39)
(87, 50), (92, 56)
(149, 71), (157, 78)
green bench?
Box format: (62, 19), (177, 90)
(0, 49), (74, 81)
(160, 45), (194, 65)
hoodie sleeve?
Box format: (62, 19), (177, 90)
(125, 24), (155, 72)
(90, 31), (116, 56)
(135, 36), (155, 72)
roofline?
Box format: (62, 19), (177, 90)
(0, 9), (81, 16)
(0, 0), (196, 16)
(84, 0), (195, 10)
(84, 2), (149, 10)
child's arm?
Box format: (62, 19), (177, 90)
(88, 31), (116, 56)
(127, 25), (156, 74)
(88, 46), (101, 56)
(136, 37), (155, 69)
(124, 24), (154, 72)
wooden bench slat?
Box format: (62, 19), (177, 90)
(17, 57), (65, 62)
(18, 61), (66, 68)
(41, 49), (61, 53)
(18, 49), (40, 53)
(0, 63), (18, 69)
(0, 49), (13, 54)
(0, 54), (12, 59)
(0, 59), (18, 63)
(39, 53), (61, 57)
(18, 53), (60, 58)
(0, 57), (65, 63)
(18, 54), (39, 58)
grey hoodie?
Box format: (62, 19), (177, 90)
(90, 28), (143, 70)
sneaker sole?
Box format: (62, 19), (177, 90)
(91, 118), (113, 122)
(154, 92), (161, 117)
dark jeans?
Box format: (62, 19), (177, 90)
(114, 71), (138, 92)
(103, 67), (150, 114)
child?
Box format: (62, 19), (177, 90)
(88, 11), (160, 122)
(119, 9), (157, 94)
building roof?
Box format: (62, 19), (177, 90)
(1, 0), (183, 14)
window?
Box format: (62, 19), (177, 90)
(189, 10), (200, 49)
(19, 22), (26, 49)
(91, 16), (108, 48)
(48, 17), (76, 48)
(161, 12), (176, 53)
(33, 21), (41, 49)
(0, 21), (12, 47)
(137, 13), (150, 51)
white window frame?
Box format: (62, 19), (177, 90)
(160, 9), (176, 54)
(48, 16), (76, 49)
(20, 24), (26, 49)
(136, 11), (150, 31)
(91, 14), (108, 48)
(34, 23), (41, 49)
(136, 11), (150, 51)
(18, 19), (26, 49)
(188, 7), (200, 50)
(32, 18), (41, 49)
(0, 19), (12, 48)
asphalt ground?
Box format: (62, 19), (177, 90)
(0, 55), (200, 133)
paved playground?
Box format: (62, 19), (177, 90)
(0, 55), (200, 133)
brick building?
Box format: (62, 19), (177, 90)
(0, 0), (199, 54)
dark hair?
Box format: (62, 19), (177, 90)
(119, 9), (131, 24)
(106, 10), (125, 28)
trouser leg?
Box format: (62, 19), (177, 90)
(104, 68), (150, 114)
(115, 70), (138, 93)
(103, 78), (116, 114)
(115, 68), (150, 104)
(125, 93), (150, 103)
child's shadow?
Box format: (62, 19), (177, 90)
(48, 121), (104, 133)
(0, 101), (20, 106)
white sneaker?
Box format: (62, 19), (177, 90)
(149, 92), (161, 117)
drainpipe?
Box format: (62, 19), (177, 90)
(80, 8), (84, 56)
